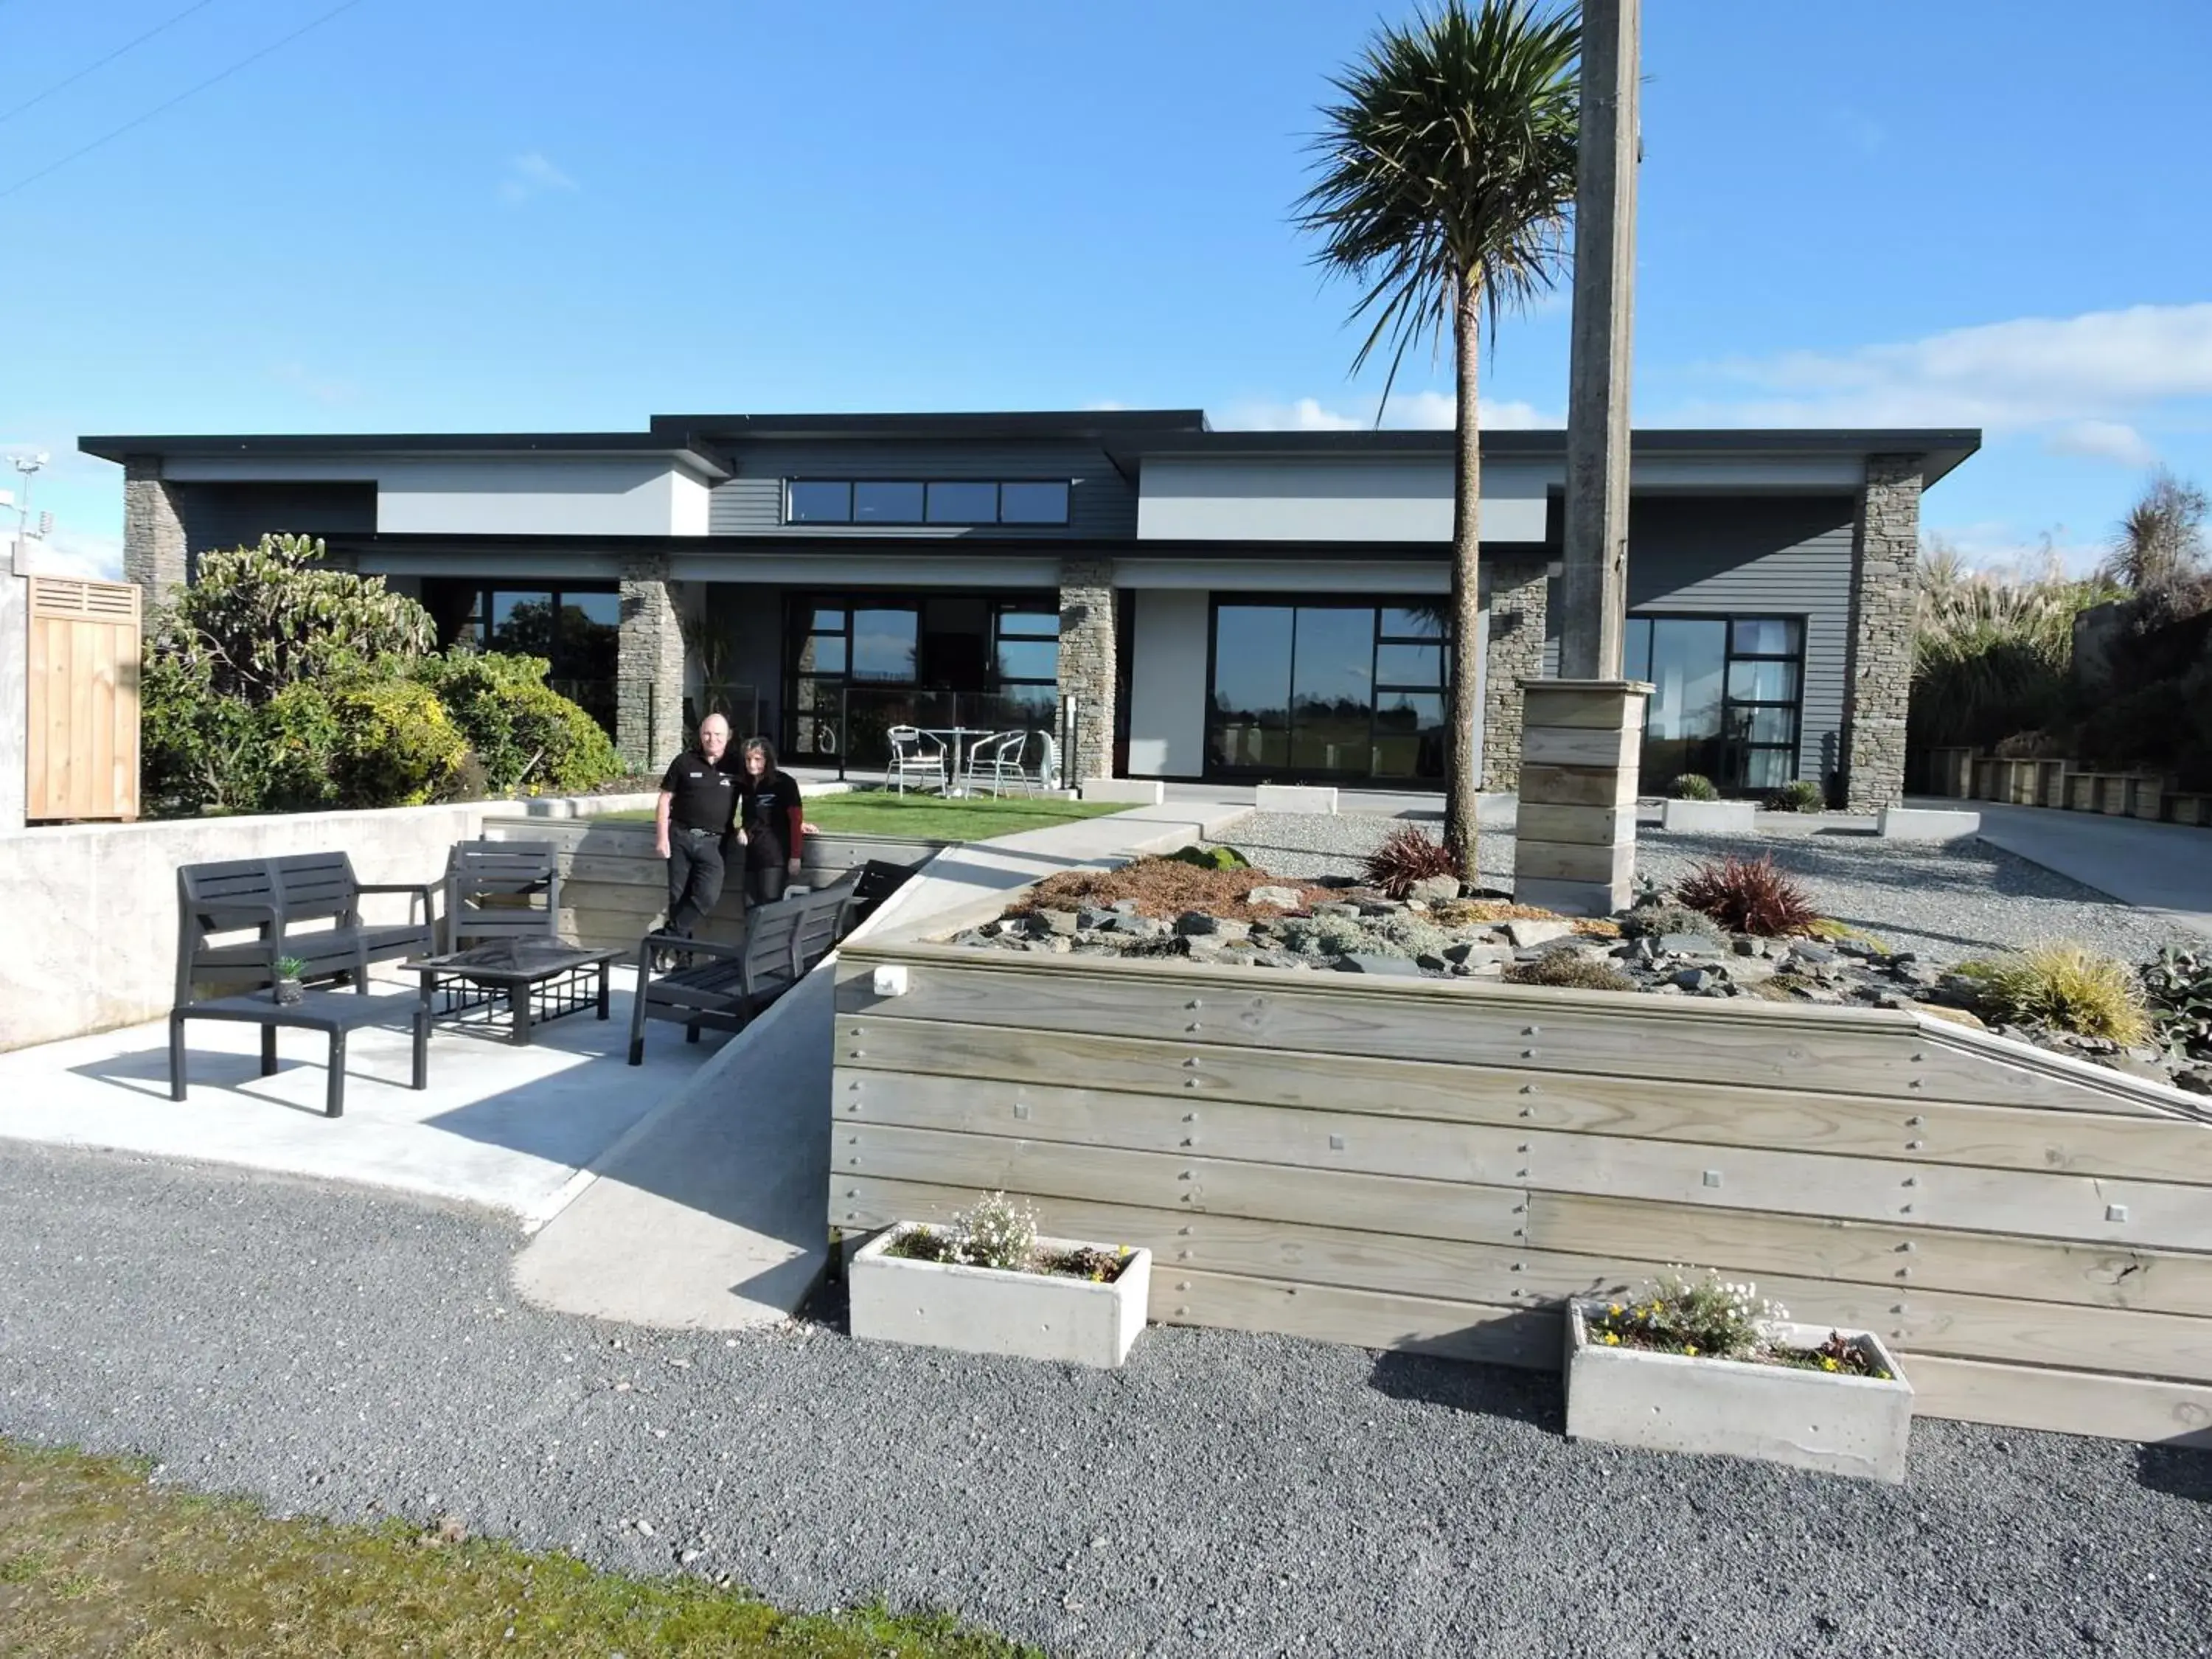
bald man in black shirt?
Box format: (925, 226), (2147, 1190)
(655, 713), (741, 950)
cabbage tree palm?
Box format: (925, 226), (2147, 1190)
(1295, 0), (1580, 877)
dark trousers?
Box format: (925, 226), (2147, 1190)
(664, 828), (726, 936)
(746, 861), (787, 905)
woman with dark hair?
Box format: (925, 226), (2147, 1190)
(733, 736), (806, 904)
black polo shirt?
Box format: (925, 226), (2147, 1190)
(659, 750), (736, 832)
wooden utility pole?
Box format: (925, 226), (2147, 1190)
(1558, 0), (1640, 678)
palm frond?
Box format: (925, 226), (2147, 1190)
(1293, 0), (1582, 411)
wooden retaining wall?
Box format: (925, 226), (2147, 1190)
(832, 941), (2212, 1446)
(483, 816), (946, 950)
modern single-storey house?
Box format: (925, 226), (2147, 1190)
(84, 410), (1975, 807)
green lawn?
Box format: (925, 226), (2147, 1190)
(605, 789), (1127, 842)
(0, 1441), (1035, 1659)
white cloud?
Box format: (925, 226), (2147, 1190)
(1214, 392), (1560, 431)
(1923, 518), (2101, 579)
(1081, 399), (1130, 411)
(1691, 302), (2212, 442)
(13, 524), (123, 581)
(500, 151), (577, 204)
(2042, 419), (2157, 468)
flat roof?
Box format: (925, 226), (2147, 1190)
(1108, 426), (1983, 487)
(80, 413), (1980, 487)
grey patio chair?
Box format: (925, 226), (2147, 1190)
(442, 839), (563, 952)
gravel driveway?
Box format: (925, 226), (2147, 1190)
(1210, 813), (2202, 967)
(4, 1144), (2208, 1658)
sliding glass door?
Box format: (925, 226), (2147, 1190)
(1206, 600), (1449, 782)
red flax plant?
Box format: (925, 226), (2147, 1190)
(1673, 855), (1819, 938)
(1361, 824), (1463, 898)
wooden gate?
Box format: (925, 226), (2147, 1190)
(27, 576), (140, 821)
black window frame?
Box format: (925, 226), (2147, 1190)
(1624, 611), (1806, 796)
(1202, 595), (1452, 784)
(438, 581), (622, 737)
(781, 478), (1072, 527)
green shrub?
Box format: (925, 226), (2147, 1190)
(410, 651), (621, 795)
(1617, 903), (1722, 941)
(254, 684), (342, 811)
(1668, 773), (1719, 801)
(1588, 1270), (1786, 1361)
(1168, 844), (1251, 872)
(1764, 779), (1827, 813)
(2142, 946), (2212, 1058)
(1505, 950), (1636, 992)
(1954, 942), (2151, 1043)
(328, 681), (467, 807)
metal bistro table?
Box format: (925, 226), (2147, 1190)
(404, 939), (625, 1047)
(169, 989), (429, 1119)
(918, 725), (994, 799)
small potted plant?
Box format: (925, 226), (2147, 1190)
(1565, 1268), (1913, 1483)
(849, 1191), (1151, 1368)
(271, 956), (307, 1006)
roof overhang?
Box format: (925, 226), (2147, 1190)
(77, 431), (731, 481)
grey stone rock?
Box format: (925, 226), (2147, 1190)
(1246, 885), (1303, 911)
(1672, 967), (1721, 993)
(1314, 902), (1364, 920)
(1444, 942), (1516, 969)
(1407, 875), (1461, 905)
(1724, 956), (1778, 986)
(1333, 953), (1422, 976)
(1790, 942), (1837, 965)
(1503, 919), (1575, 948)
(1175, 911), (1225, 936)
(1356, 900), (1402, 918)
(1077, 907), (1117, 932)
(1036, 909), (1080, 937)
(1659, 933), (1726, 959)
(1110, 899), (1141, 915)
(1106, 914), (1166, 939)
(2175, 1067), (2212, 1097)
(1413, 953), (1450, 972)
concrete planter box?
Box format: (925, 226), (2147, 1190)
(1877, 806), (1979, 841)
(849, 1225), (1151, 1368)
(1563, 1301), (1913, 1484)
(1659, 799), (1756, 834)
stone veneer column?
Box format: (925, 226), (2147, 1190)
(1513, 679), (1651, 916)
(617, 555), (687, 773)
(1480, 555), (1550, 793)
(1056, 558), (1116, 782)
(1842, 457), (1921, 812)
(122, 455), (188, 609)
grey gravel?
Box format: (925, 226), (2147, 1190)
(5, 1144), (2211, 1658)
(1211, 812), (2202, 967)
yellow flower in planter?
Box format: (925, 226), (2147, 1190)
(1821, 1357), (1840, 1372)
(1608, 1303), (1623, 1315)
(1601, 1332), (1621, 1346)
(1683, 1344), (1697, 1357)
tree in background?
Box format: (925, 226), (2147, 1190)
(2101, 469), (2211, 632)
(1295, 0), (1581, 877)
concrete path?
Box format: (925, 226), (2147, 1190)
(507, 798), (1256, 1331)
(0, 964), (717, 1217)
(1946, 798), (2212, 940)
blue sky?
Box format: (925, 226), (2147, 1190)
(5, 0), (2209, 579)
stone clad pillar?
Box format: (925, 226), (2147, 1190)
(617, 555), (687, 773)
(1057, 558), (1116, 782)
(1480, 556), (1551, 793)
(1841, 456), (1921, 812)
(122, 455), (188, 610)
(1513, 678), (1651, 916)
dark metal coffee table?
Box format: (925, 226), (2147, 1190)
(403, 939), (623, 1046)
(169, 990), (429, 1119)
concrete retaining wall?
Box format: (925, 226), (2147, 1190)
(1, 790), (667, 1051)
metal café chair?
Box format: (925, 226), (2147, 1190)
(961, 730), (1031, 796)
(885, 726), (949, 794)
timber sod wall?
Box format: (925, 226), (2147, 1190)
(832, 940), (2212, 1446)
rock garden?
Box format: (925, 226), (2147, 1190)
(939, 818), (2212, 1099)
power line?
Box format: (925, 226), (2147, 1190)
(0, 0), (371, 201)
(0, 0), (224, 128)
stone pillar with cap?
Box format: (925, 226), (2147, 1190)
(1512, 678), (1652, 917)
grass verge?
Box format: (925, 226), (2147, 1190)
(0, 1440), (1037, 1658)
(604, 789), (1125, 842)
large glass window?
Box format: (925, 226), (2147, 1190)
(1625, 613), (1805, 795)
(783, 479), (1071, 526)
(1206, 600), (1449, 782)
(782, 591), (1060, 765)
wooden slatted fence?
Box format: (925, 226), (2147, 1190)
(26, 576), (139, 822)
(832, 939), (2212, 1446)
